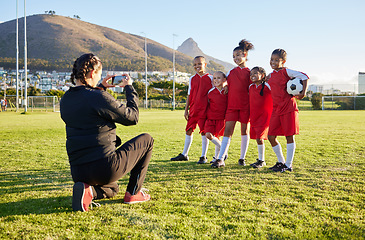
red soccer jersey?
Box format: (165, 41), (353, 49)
(226, 66), (251, 110)
(249, 83), (273, 128)
(207, 87), (228, 120)
(188, 73), (213, 117)
(268, 68), (308, 115)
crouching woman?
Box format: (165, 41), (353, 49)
(60, 53), (153, 211)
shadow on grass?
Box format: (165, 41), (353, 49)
(146, 158), (283, 184)
(0, 160), (292, 217)
(0, 196), (72, 217)
(0, 169), (72, 194)
(0, 169), (75, 216)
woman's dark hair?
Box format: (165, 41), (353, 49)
(233, 39), (254, 53)
(70, 53), (102, 85)
(251, 66), (267, 96)
(272, 48), (287, 61)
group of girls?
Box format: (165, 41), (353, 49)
(172, 39), (309, 173)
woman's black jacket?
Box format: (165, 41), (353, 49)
(60, 85), (139, 166)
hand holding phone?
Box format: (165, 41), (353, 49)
(111, 75), (127, 86)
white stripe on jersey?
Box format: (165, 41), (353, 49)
(249, 82), (271, 90)
(226, 68), (234, 78)
(207, 87), (216, 95)
(187, 76), (193, 95)
(265, 82), (271, 90)
(209, 74), (214, 88)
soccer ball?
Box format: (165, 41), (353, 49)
(287, 78), (303, 95)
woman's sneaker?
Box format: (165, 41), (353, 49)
(211, 159), (225, 168)
(124, 189), (151, 204)
(250, 159), (266, 168)
(72, 182), (94, 212)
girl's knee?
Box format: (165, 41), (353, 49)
(206, 132), (213, 140)
(268, 135), (277, 146)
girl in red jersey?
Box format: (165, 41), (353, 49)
(212, 39), (253, 168)
(171, 56), (213, 163)
(267, 49), (309, 172)
(204, 71), (228, 162)
(248, 67), (273, 168)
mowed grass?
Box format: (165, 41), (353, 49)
(0, 110), (364, 239)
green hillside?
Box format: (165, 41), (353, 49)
(0, 14), (224, 73)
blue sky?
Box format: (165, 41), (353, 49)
(1, 0), (365, 87)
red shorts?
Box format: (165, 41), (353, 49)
(204, 119), (225, 137)
(268, 111), (299, 136)
(185, 115), (206, 134)
(250, 125), (269, 140)
(225, 109), (250, 123)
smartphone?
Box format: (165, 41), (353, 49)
(112, 75), (127, 85)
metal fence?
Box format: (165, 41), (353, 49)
(322, 96), (365, 110)
(3, 92), (365, 113)
(0, 96), (60, 112)
(28, 96), (60, 112)
(138, 99), (185, 110)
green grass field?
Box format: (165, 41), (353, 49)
(0, 110), (364, 239)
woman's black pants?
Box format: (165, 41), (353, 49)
(70, 133), (154, 199)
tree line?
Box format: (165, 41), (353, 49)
(0, 79), (189, 102)
(0, 56), (225, 74)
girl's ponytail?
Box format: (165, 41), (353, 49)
(259, 82), (265, 96)
(234, 39), (254, 53)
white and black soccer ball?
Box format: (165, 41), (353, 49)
(287, 78), (303, 95)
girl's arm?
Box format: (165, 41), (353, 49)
(296, 79), (308, 100)
(286, 69), (309, 99)
(184, 77), (193, 121)
(184, 97), (190, 121)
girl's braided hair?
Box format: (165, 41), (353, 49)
(251, 66), (267, 96)
(70, 53), (102, 86)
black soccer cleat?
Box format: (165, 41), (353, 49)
(171, 153), (189, 161)
(280, 164), (293, 172)
(238, 159), (246, 166)
(269, 162), (284, 171)
(197, 156), (207, 164)
(211, 159), (225, 168)
(250, 159), (266, 168)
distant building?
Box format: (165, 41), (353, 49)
(359, 72), (365, 94)
(307, 85), (323, 94)
(323, 88), (342, 95)
(39, 77), (52, 92)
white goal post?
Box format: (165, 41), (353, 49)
(27, 96), (60, 112)
(322, 96), (365, 110)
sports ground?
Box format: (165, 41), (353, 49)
(0, 110), (364, 239)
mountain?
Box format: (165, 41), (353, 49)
(177, 38), (235, 72)
(0, 14), (226, 73)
